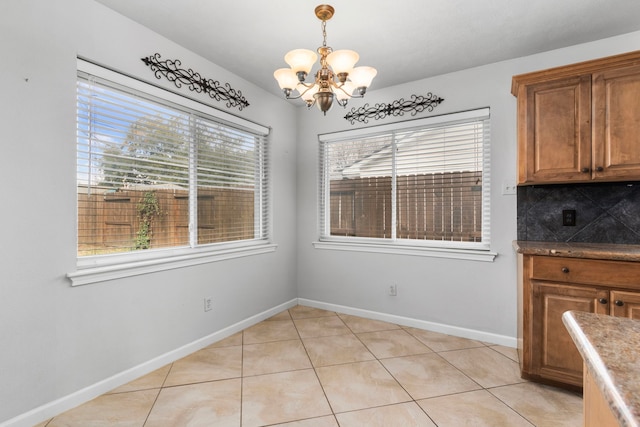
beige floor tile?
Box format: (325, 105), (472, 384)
(490, 382), (583, 427)
(339, 314), (401, 333)
(33, 421), (51, 427)
(145, 379), (241, 426)
(163, 345), (242, 387)
(381, 353), (481, 399)
(315, 360), (412, 413)
(405, 328), (485, 352)
(207, 332), (243, 348)
(243, 339), (312, 376)
(438, 346), (525, 388)
(335, 402), (436, 427)
(289, 305), (336, 319)
(302, 334), (375, 367)
(107, 365), (171, 394)
(270, 415), (339, 427)
(357, 329), (432, 358)
(242, 369), (332, 427)
(418, 389), (533, 426)
(267, 310), (293, 321)
(243, 319), (300, 344)
(488, 344), (519, 363)
(294, 316), (351, 338)
(47, 389), (158, 427)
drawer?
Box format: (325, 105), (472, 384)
(530, 256), (640, 288)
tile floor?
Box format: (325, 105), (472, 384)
(35, 306), (583, 426)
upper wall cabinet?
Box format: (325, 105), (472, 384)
(512, 51), (640, 185)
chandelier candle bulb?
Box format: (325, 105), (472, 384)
(273, 4), (377, 115)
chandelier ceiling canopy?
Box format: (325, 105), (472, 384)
(273, 4), (377, 115)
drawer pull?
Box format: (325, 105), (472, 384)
(615, 300), (624, 307)
(561, 267), (570, 273)
(595, 166), (604, 172)
(581, 167), (590, 173)
(598, 298), (608, 305)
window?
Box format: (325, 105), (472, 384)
(317, 109), (493, 260)
(70, 60), (272, 285)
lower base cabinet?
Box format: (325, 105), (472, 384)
(518, 254), (640, 389)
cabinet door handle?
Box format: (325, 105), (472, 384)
(561, 267), (570, 273)
(595, 166), (604, 172)
(581, 167), (590, 173)
(598, 298), (608, 305)
(614, 300), (624, 307)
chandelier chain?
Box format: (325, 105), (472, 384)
(321, 20), (327, 48)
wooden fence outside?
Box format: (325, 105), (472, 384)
(330, 171), (482, 242)
(78, 186), (254, 255)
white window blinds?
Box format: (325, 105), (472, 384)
(319, 109), (490, 249)
(77, 68), (269, 257)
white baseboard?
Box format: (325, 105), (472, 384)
(1, 298), (298, 427)
(298, 298), (517, 348)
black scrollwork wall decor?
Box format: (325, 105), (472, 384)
(141, 53), (250, 111)
(344, 93), (444, 124)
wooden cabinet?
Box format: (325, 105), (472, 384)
(592, 65), (640, 181)
(518, 254), (640, 389)
(512, 50), (640, 185)
(531, 282), (607, 387)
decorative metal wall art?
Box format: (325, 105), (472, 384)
(344, 93), (444, 124)
(141, 53), (250, 111)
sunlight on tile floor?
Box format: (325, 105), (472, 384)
(35, 305), (582, 426)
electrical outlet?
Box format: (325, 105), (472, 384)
(562, 209), (577, 226)
(204, 297), (213, 312)
(388, 284), (398, 296)
(501, 181), (517, 195)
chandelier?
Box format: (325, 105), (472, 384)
(273, 4), (377, 115)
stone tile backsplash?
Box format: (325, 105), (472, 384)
(517, 182), (640, 244)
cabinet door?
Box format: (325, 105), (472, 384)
(518, 75), (591, 184)
(532, 282), (608, 387)
(610, 290), (640, 319)
(593, 65), (640, 181)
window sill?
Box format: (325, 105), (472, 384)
(312, 240), (497, 262)
(67, 242), (278, 286)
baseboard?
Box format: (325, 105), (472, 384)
(1, 298), (298, 427)
(298, 298), (517, 348)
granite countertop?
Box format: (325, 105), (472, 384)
(563, 311), (640, 427)
(513, 241), (640, 261)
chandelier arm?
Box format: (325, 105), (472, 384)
(332, 82), (352, 96)
(297, 81), (317, 90)
(283, 92), (306, 101)
(283, 90), (318, 109)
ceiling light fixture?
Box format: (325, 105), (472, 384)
(273, 4), (377, 115)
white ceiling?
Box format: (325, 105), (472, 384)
(95, 0), (640, 98)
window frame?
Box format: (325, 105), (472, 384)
(68, 59), (275, 286)
(315, 109), (496, 262)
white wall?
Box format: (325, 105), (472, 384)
(295, 31), (640, 341)
(0, 0), (297, 424)
(2, 0), (640, 424)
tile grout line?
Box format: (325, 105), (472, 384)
(289, 309), (342, 424)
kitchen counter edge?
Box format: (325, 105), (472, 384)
(513, 241), (640, 261)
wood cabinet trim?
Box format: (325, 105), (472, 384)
(511, 50), (640, 96)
